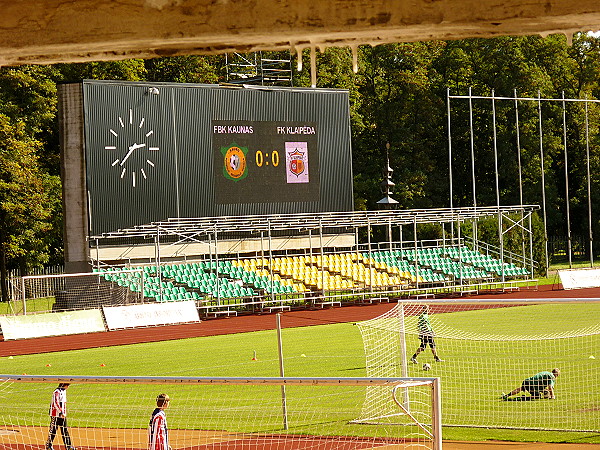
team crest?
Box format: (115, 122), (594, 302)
(285, 142), (309, 184)
(221, 144), (248, 181)
(289, 150), (305, 176)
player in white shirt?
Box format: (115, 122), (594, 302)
(46, 383), (75, 450)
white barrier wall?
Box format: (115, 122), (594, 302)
(0, 310), (106, 340)
(558, 267), (600, 290)
(102, 301), (200, 330)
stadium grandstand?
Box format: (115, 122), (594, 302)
(78, 205), (538, 318)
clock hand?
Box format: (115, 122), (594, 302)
(120, 143), (146, 166)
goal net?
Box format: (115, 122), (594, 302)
(14, 270), (144, 314)
(356, 299), (600, 432)
(0, 375), (441, 450)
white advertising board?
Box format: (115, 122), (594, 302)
(0, 310), (106, 340)
(103, 301), (200, 330)
(558, 267), (600, 290)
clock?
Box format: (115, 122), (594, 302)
(103, 108), (160, 187)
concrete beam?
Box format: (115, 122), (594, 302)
(1, 0), (599, 66)
(58, 83), (91, 273)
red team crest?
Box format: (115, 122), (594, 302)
(285, 142), (309, 183)
(289, 150), (305, 176)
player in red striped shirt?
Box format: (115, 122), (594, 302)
(148, 393), (171, 450)
(46, 383), (75, 450)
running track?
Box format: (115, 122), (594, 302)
(2, 283), (599, 357)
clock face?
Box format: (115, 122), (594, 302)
(104, 108), (160, 187)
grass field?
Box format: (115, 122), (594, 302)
(1, 303), (599, 444)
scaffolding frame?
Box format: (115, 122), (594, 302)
(91, 205), (538, 281)
(447, 90), (600, 273)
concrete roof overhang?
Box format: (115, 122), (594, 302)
(1, 0), (599, 66)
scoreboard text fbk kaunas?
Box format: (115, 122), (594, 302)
(60, 80), (354, 238)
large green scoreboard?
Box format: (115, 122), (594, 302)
(60, 80), (353, 237)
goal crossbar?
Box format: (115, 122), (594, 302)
(0, 375), (442, 450)
(1, 374), (438, 386)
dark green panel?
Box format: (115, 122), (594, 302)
(81, 81), (353, 235)
(83, 81), (179, 235)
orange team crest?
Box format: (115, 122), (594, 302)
(222, 145), (248, 181)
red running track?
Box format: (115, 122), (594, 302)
(1, 283), (599, 357)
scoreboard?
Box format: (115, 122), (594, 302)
(213, 120), (320, 204)
(72, 81), (353, 236)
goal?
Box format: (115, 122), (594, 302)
(356, 299), (600, 432)
(0, 375), (441, 450)
(14, 269), (144, 314)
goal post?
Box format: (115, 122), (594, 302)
(16, 269), (144, 314)
(356, 298), (600, 433)
(0, 375), (442, 450)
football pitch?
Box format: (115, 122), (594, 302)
(1, 303), (599, 444)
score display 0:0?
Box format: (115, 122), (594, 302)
(255, 150), (280, 167)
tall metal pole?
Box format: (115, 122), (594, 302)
(538, 91), (549, 274)
(441, 223), (446, 249)
(214, 227), (220, 306)
(529, 212), (535, 278)
(95, 239), (100, 271)
(514, 89), (526, 262)
(156, 225), (163, 301)
(268, 219), (275, 303)
(492, 90), (504, 282)
(21, 275), (26, 315)
(468, 87), (478, 249)
(398, 303), (410, 408)
(399, 225), (403, 251)
(457, 218), (463, 286)
(413, 217), (419, 288)
(260, 231), (264, 261)
(585, 97), (594, 267)
(367, 218), (373, 293)
(319, 218), (325, 298)
(447, 87), (454, 237)
(562, 91), (572, 268)
(276, 313), (289, 430)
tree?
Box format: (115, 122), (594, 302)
(145, 56), (222, 83)
(0, 115), (58, 300)
(57, 60), (147, 83)
(0, 65), (60, 173)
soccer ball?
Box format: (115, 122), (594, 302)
(543, 390), (550, 399)
(423, 363), (431, 371)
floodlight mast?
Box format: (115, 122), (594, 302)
(447, 89), (600, 275)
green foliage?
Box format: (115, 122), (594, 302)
(144, 56), (221, 84)
(56, 60), (147, 83)
(2, 33), (600, 272)
(0, 65), (60, 174)
(0, 115), (58, 296)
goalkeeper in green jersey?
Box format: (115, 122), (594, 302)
(410, 305), (443, 364)
(501, 368), (560, 400)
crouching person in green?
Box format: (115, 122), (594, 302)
(501, 368), (560, 400)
